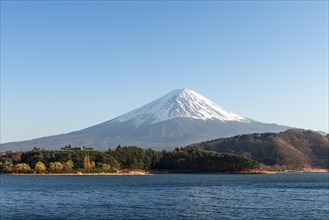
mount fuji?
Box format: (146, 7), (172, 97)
(1, 89), (289, 151)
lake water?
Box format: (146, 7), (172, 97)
(1, 173), (328, 219)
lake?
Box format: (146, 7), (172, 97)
(1, 173), (328, 219)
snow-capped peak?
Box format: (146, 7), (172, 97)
(110, 89), (249, 127)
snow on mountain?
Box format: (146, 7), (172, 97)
(111, 89), (249, 127)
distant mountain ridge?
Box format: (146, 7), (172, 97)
(1, 89), (289, 151)
(187, 129), (329, 169)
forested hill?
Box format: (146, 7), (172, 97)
(187, 129), (329, 169)
(0, 147), (259, 174)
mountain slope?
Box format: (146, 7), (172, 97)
(187, 129), (329, 169)
(1, 89), (289, 151)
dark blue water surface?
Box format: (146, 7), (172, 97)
(1, 173), (328, 219)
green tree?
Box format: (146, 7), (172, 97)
(0, 160), (14, 173)
(90, 161), (96, 169)
(63, 160), (74, 170)
(0, 157), (14, 173)
(84, 154), (91, 171)
(34, 161), (47, 173)
(14, 163), (32, 173)
(102, 164), (111, 172)
(49, 162), (63, 172)
(1, 164), (14, 173)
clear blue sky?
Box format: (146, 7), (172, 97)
(1, 1), (328, 143)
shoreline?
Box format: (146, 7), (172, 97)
(3, 172), (151, 176)
(257, 168), (329, 174)
(2, 168), (328, 176)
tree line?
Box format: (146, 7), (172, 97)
(0, 146), (259, 174)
